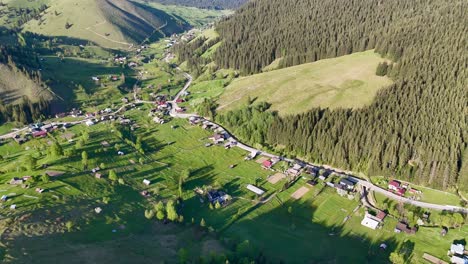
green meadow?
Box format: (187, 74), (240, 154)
(217, 50), (393, 115)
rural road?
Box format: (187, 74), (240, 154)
(1, 52), (466, 214)
(163, 57), (468, 214)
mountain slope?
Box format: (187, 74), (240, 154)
(18, 0), (189, 49)
(0, 63), (51, 105)
(206, 0), (467, 190)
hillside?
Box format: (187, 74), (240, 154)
(0, 0), (225, 49)
(17, 0), (185, 49)
(0, 63), (51, 105)
(194, 0), (467, 190)
(150, 0), (248, 10)
(218, 50), (393, 115)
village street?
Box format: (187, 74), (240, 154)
(1, 56), (466, 215)
(164, 66), (468, 215)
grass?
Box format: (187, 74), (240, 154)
(370, 176), (462, 206)
(13, 0), (226, 49)
(217, 50), (393, 115)
(0, 96), (465, 263)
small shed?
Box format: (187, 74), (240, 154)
(143, 179), (151, 186)
(246, 184), (265, 196)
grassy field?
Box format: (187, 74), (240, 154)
(370, 176), (462, 206)
(15, 0), (224, 50)
(0, 112), (464, 262)
(217, 50), (393, 115)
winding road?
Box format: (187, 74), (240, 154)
(1, 53), (466, 215)
(163, 58), (468, 214)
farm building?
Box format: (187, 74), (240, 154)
(85, 120), (95, 126)
(361, 214), (380, 230)
(394, 222), (417, 234)
(246, 184), (265, 196)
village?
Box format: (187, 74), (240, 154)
(0, 27), (465, 264)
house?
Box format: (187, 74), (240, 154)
(122, 97), (129, 103)
(35, 188), (44, 193)
(95, 207), (102, 214)
(92, 76), (100, 81)
(375, 211), (387, 222)
(143, 179), (151, 186)
(409, 188), (422, 194)
(95, 173), (102, 179)
(339, 178), (356, 190)
(32, 130), (47, 138)
(451, 256), (468, 264)
(153, 116), (165, 124)
(101, 141), (111, 147)
(388, 180), (401, 191)
(286, 168), (300, 177)
(9, 178), (24, 185)
(262, 160), (273, 169)
(335, 184), (348, 196)
(306, 180), (318, 187)
(292, 164), (302, 171)
(246, 184), (265, 196)
(140, 190), (150, 197)
(440, 227), (448, 236)
(207, 190), (230, 205)
(117, 151), (125, 156)
(394, 222), (417, 234)
(85, 120), (94, 126)
(361, 214), (380, 230)
(91, 167), (100, 173)
(318, 175), (326, 181)
(395, 187), (406, 196)
(450, 244), (465, 255)
(210, 133), (225, 144)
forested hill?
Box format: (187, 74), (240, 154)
(206, 0), (467, 190)
(151, 0), (248, 10)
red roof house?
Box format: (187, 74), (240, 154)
(376, 211), (387, 222)
(388, 180), (400, 191)
(262, 160), (273, 169)
(33, 131), (47, 138)
(396, 187), (406, 196)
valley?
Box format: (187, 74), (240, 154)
(0, 0), (466, 263)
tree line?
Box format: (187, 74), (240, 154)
(179, 0), (467, 191)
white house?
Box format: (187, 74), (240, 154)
(246, 184), (265, 196)
(450, 244), (465, 255)
(143, 179), (151, 186)
(85, 120), (94, 126)
(451, 255), (468, 264)
(361, 214), (380, 230)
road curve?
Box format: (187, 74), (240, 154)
(1, 56), (466, 214)
(165, 64), (468, 214)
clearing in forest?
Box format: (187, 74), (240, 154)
(217, 50), (393, 115)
